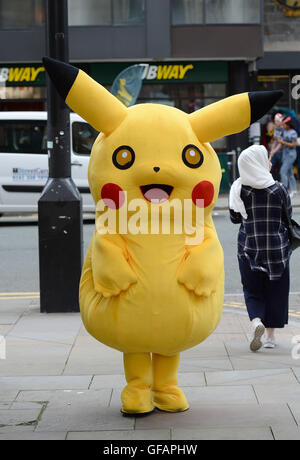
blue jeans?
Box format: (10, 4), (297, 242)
(280, 151), (297, 193)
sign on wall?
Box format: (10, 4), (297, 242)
(276, 0), (300, 17)
(0, 65), (45, 86)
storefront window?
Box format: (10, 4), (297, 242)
(113, 0), (145, 25)
(172, 0), (204, 25)
(171, 0), (261, 25)
(68, 0), (145, 26)
(68, 0), (111, 26)
(206, 0), (261, 24)
(0, 0), (45, 29)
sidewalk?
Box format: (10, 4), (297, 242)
(0, 295), (300, 441)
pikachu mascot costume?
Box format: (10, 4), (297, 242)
(43, 57), (282, 416)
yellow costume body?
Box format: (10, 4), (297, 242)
(43, 57), (282, 415)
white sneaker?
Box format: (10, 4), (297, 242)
(250, 321), (265, 352)
(290, 191), (296, 199)
(263, 336), (276, 349)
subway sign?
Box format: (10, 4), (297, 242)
(0, 65), (45, 86)
(140, 63), (194, 80)
(90, 61), (228, 85)
(0, 61), (228, 87)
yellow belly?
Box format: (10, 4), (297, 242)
(79, 233), (224, 355)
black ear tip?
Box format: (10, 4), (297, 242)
(42, 56), (79, 101)
(249, 90), (284, 124)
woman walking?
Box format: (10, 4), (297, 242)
(278, 117), (298, 198)
(229, 145), (292, 351)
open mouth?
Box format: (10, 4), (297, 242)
(140, 184), (174, 203)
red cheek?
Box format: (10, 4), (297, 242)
(192, 181), (215, 208)
(101, 183), (125, 209)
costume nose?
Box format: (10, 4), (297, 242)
(153, 167), (160, 173)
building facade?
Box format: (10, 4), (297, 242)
(0, 0), (292, 153)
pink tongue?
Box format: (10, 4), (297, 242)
(144, 188), (169, 203)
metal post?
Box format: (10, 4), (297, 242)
(38, 0), (83, 313)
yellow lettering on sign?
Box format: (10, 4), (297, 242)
(168, 65), (179, 79)
(8, 66), (45, 83)
(157, 65), (172, 80)
(8, 67), (24, 82)
(20, 67), (31, 82)
(179, 64), (194, 79)
(31, 66), (44, 82)
(157, 64), (194, 80)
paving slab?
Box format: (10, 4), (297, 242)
(135, 404), (296, 430)
(0, 299), (29, 324)
(254, 383), (300, 404)
(205, 368), (299, 386)
(10, 401), (44, 410)
(271, 425), (300, 440)
(1, 337), (72, 376)
(0, 389), (19, 402)
(90, 374), (126, 389)
(63, 335), (123, 375)
(67, 429), (171, 440)
(171, 427), (274, 441)
(7, 311), (82, 345)
(0, 430), (67, 440)
(36, 405), (135, 432)
(286, 401), (300, 425)
(0, 325), (13, 336)
(0, 375), (92, 390)
(178, 357), (233, 373)
(0, 408), (42, 427)
(292, 366), (300, 382)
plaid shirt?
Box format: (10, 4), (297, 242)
(230, 183), (292, 280)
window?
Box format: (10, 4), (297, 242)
(68, 0), (111, 26)
(72, 122), (98, 155)
(0, 0), (45, 29)
(113, 0), (145, 25)
(206, 0), (261, 24)
(0, 121), (47, 154)
(68, 0), (145, 26)
(172, 0), (204, 25)
(171, 0), (261, 25)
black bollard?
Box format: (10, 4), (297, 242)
(38, 0), (83, 313)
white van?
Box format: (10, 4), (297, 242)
(0, 111), (98, 214)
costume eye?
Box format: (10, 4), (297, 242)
(112, 145), (135, 170)
(182, 145), (204, 169)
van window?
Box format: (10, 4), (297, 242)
(0, 121), (47, 154)
(72, 121), (98, 155)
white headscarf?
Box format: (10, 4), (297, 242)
(229, 145), (275, 219)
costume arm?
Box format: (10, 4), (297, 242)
(91, 232), (137, 297)
(177, 225), (224, 297)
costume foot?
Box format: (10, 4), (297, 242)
(121, 408), (155, 417)
(121, 385), (154, 416)
(152, 386), (189, 413)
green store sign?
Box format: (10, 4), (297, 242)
(0, 61), (227, 87)
(91, 61), (228, 85)
(0, 65), (46, 86)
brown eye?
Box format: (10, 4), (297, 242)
(182, 145), (204, 169)
(112, 145), (135, 170)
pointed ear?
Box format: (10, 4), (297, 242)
(43, 57), (127, 135)
(189, 91), (283, 143)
